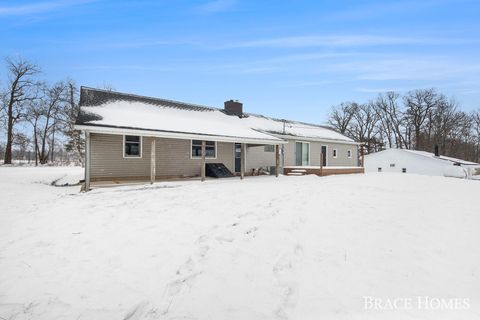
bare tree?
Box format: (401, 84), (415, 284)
(350, 102), (380, 153)
(328, 102), (358, 135)
(61, 80), (84, 165)
(37, 82), (66, 164)
(472, 109), (480, 163)
(12, 132), (31, 162)
(25, 96), (43, 166)
(1, 57), (40, 164)
(430, 98), (459, 154)
(404, 88), (440, 149)
(373, 92), (407, 149)
(325, 89), (480, 158)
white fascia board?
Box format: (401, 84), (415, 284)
(75, 125), (287, 145)
(271, 133), (360, 145)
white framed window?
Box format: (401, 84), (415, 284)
(123, 135), (142, 158)
(333, 149), (338, 158)
(347, 149), (352, 158)
(295, 141), (310, 166)
(191, 140), (217, 159)
(264, 145), (275, 152)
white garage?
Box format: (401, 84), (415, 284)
(364, 148), (479, 178)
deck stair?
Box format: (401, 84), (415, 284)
(288, 169), (307, 176)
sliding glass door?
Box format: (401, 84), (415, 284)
(295, 142), (310, 166)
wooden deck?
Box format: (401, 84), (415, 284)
(284, 166), (364, 176)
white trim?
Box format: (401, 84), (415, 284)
(190, 139), (217, 160)
(123, 135), (143, 158)
(333, 148), (338, 158)
(285, 165), (363, 169)
(75, 125), (286, 145)
(85, 130), (91, 191)
(347, 149), (352, 158)
(295, 140), (310, 166)
(245, 145), (248, 173)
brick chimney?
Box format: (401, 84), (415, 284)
(224, 100), (243, 117)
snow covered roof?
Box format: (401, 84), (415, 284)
(402, 149), (478, 165)
(241, 113), (354, 142)
(367, 148), (478, 165)
(75, 87), (355, 144)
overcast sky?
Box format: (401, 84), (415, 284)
(1, 0), (479, 124)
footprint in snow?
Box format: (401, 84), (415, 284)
(123, 301), (151, 320)
(245, 226), (258, 237)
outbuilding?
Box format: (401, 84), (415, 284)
(364, 148), (479, 177)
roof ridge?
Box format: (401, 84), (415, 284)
(80, 86), (218, 111)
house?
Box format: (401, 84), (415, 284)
(364, 148), (479, 178)
(75, 87), (362, 189)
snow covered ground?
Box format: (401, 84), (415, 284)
(0, 166), (479, 319)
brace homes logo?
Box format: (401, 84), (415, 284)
(364, 296), (470, 311)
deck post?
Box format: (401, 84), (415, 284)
(275, 144), (280, 177)
(150, 139), (156, 184)
(240, 143), (246, 180)
(201, 140), (206, 182)
(360, 144), (365, 168)
(85, 131), (91, 191)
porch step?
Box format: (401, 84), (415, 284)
(291, 169), (307, 173)
(287, 172), (305, 176)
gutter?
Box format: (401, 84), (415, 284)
(270, 133), (361, 145)
(75, 124), (287, 145)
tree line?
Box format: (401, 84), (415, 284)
(2, 57), (479, 165)
(0, 57), (84, 165)
(328, 89), (480, 163)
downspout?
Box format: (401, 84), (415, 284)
(84, 130), (91, 192)
(281, 119), (286, 169)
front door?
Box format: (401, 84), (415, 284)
(321, 145), (327, 166)
(235, 143), (241, 173)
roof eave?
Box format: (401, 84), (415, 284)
(269, 133), (360, 145)
(75, 124), (287, 145)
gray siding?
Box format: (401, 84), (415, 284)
(246, 145), (277, 172)
(89, 133), (358, 180)
(283, 139), (358, 167)
(91, 133), (234, 179)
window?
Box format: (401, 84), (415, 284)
(347, 150), (352, 158)
(295, 142), (310, 166)
(264, 145), (275, 152)
(191, 140), (216, 158)
(124, 135), (142, 157)
(390, 163), (395, 167)
(333, 149), (338, 158)
(402, 168), (407, 173)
